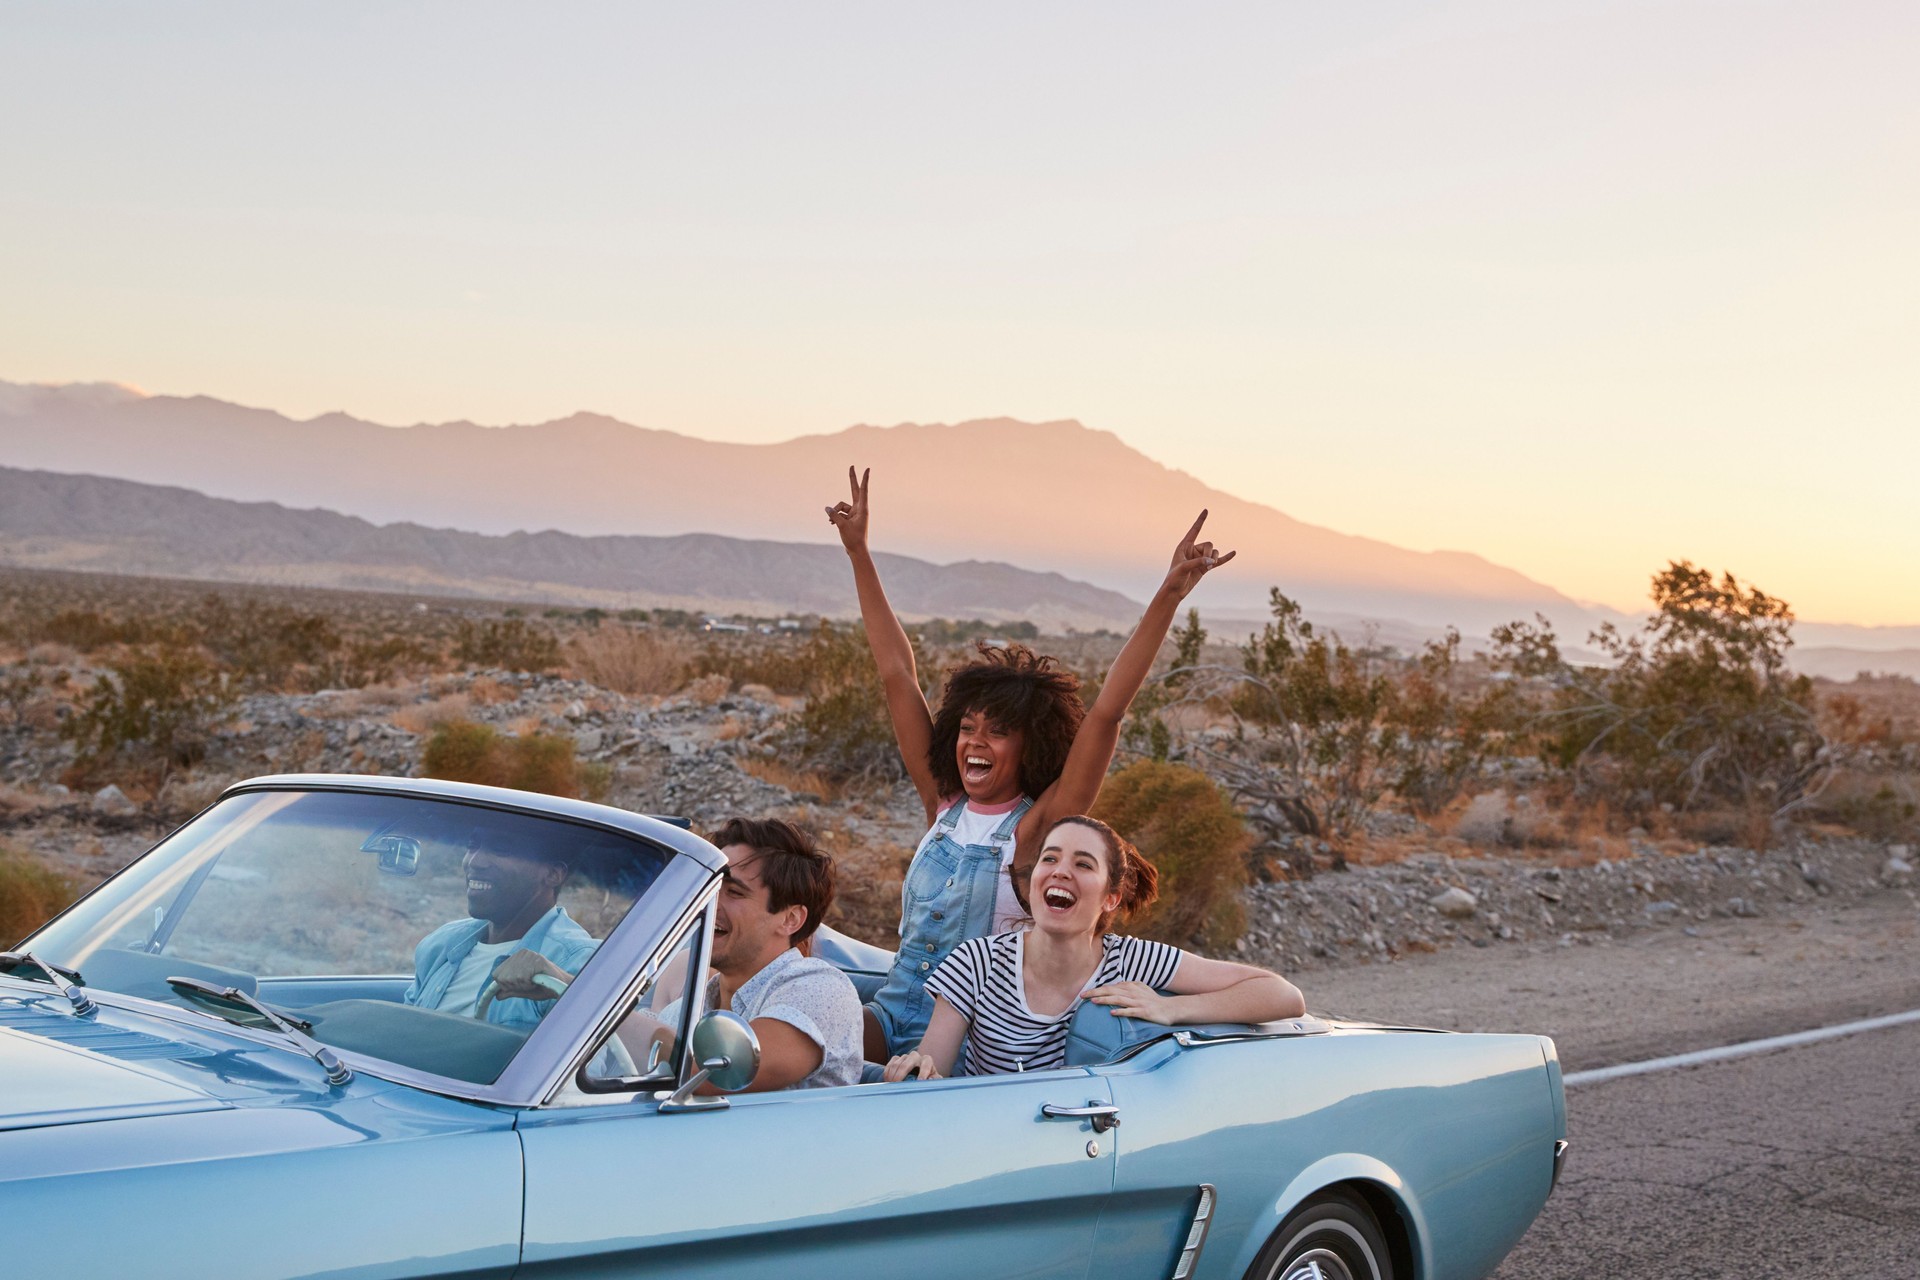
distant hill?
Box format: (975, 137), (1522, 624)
(0, 466), (1147, 630)
(0, 379), (1600, 634)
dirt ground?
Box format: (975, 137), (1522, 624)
(1305, 889), (1920, 1071)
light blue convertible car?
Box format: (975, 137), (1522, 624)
(1, 775), (1566, 1280)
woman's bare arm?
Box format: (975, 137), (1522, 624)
(1087, 952), (1305, 1025)
(828, 466), (941, 822)
(881, 996), (967, 1081)
(1024, 510), (1234, 838)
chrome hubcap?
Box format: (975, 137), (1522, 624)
(1281, 1249), (1357, 1280)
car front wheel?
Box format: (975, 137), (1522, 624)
(1248, 1189), (1394, 1280)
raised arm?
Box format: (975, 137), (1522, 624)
(827, 466), (941, 821)
(1025, 510), (1234, 834)
(1087, 953), (1305, 1026)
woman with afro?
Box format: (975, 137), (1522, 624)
(826, 466), (1233, 1059)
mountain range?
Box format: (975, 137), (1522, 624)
(2, 378), (1914, 674)
(0, 466), (1145, 631)
(0, 379), (1597, 635)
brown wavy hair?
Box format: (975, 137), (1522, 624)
(1020, 814), (1160, 933)
(707, 816), (835, 948)
(927, 643), (1085, 800)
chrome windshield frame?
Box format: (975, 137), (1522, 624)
(16, 773), (725, 1110)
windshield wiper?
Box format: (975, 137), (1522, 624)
(0, 950), (97, 1015)
(164, 976), (351, 1085)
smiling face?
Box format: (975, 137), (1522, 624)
(462, 836), (563, 941)
(710, 849), (806, 980)
(1028, 822), (1121, 939)
(955, 710), (1027, 804)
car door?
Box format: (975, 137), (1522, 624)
(519, 1072), (1117, 1279)
(515, 907), (1118, 1279)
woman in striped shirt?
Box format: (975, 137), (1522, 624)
(882, 816), (1305, 1080)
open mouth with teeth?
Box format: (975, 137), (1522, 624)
(962, 754), (994, 785)
(1041, 886), (1077, 912)
(467, 879), (493, 894)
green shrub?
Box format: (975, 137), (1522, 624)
(1495, 562), (1830, 824)
(1092, 760), (1250, 949)
(61, 646), (234, 775)
(421, 719), (585, 798)
(421, 719), (509, 787)
(0, 847), (77, 946)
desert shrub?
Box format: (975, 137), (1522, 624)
(0, 846), (76, 946)
(196, 596), (343, 689)
(1091, 760), (1250, 949)
(695, 636), (812, 695)
(1151, 591), (1397, 841)
(767, 622), (921, 787)
(1804, 768), (1919, 842)
(1386, 629), (1523, 815)
(1498, 562), (1830, 825)
(61, 645), (234, 776)
(1, 666), (44, 725)
(421, 719), (507, 786)
(421, 719), (584, 798)
(454, 619), (561, 672)
(568, 622), (689, 695)
(31, 608), (167, 652)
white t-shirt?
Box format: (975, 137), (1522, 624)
(437, 937), (521, 1017)
(914, 799), (1031, 934)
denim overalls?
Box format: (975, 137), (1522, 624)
(866, 796), (1032, 1054)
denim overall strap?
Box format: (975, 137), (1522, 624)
(865, 795), (1033, 1055)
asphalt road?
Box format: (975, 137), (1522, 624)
(1491, 1017), (1920, 1279)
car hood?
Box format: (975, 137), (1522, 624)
(0, 1019), (228, 1132)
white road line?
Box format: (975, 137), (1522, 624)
(1565, 1007), (1920, 1087)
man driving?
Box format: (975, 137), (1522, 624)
(402, 824), (599, 1029)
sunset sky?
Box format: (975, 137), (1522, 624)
(3, 3), (1914, 625)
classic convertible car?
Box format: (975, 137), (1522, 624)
(1, 775), (1565, 1280)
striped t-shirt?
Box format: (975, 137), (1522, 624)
(925, 931), (1184, 1076)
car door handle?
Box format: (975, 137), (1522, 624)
(1041, 1101), (1120, 1133)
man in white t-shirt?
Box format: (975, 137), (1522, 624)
(701, 817), (862, 1090)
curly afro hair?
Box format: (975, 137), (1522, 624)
(927, 643), (1085, 800)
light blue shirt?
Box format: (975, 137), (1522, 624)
(404, 904), (599, 1031)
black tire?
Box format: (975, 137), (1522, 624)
(1246, 1189), (1395, 1280)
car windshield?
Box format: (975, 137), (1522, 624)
(20, 788), (671, 1086)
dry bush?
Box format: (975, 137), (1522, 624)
(1802, 766), (1919, 843)
(684, 672), (731, 705)
(158, 770), (238, 819)
(467, 676), (516, 706)
(61, 645), (234, 782)
(1091, 760), (1251, 949)
(738, 756), (840, 801)
(815, 828), (906, 948)
(1452, 792), (1511, 846)
(420, 718), (586, 799)
(454, 618), (560, 672)
(0, 847), (76, 946)
(332, 683), (415, 715)
(567, 623), (689, 696)
(391, 694), (473, 735)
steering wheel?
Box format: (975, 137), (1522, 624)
(474, 969), (570, 1021)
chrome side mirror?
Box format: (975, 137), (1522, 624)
(656, 1010), (760, 1111)
(692, 1010), (760, 1093)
